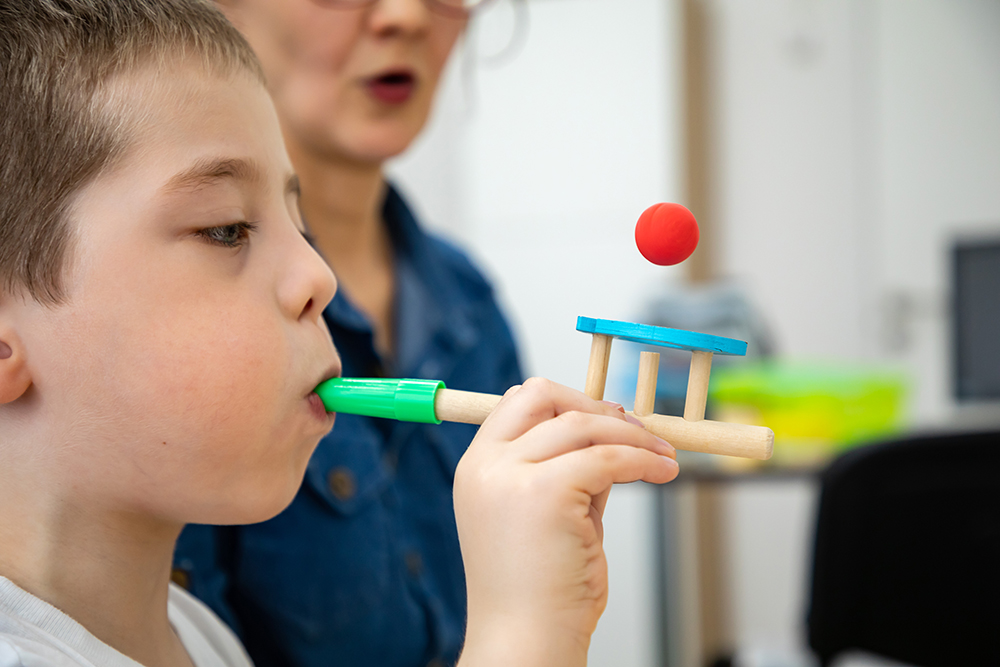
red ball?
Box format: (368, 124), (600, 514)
(634, 203), (699, 266)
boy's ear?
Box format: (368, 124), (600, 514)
(0, 329), (32, 404)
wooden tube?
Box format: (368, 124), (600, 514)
(432, 387), (773, 460)
(683, 350), (713, 421)
(584, 334), (613, 400)
(633, 351), (660, 417)
(627, 411), (774, 460)
(434, 388), (501, 424)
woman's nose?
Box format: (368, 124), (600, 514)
(368, 0), (433, 37)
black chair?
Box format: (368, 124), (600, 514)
(807, 431), (1000, 667)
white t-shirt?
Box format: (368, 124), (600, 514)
(0, 577), (252, 667)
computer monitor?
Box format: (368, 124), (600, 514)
(953, 237), (1000, 401)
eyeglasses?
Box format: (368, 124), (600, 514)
(309, 0), (495, 19)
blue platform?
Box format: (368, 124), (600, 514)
(576, 316), (747, 356)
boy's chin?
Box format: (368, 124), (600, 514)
(188, 474), (306, 527)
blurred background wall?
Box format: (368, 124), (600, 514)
(711, 0), (1000, 425)
(387, 1), (1000, 665)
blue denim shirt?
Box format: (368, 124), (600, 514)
(174, 185), (522, 667)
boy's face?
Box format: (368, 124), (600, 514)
(10, 65), (340, 525)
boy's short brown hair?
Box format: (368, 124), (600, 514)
(0, 0), (264, 304)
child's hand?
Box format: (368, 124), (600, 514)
(455, 378), (679, 667)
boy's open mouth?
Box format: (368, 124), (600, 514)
(365, 70), (416, 105)
(309, 363), (342, 420)
(307, 391), (333, 423)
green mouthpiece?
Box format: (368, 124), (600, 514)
(315, 377), (445, 424)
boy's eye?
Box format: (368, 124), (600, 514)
(197, 222), (257, 248)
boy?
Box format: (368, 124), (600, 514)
(0, 1), (679, 666)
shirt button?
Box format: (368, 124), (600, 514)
(426, 659), (446, 667)
(327, 467), (356, 501)
(405, 551), (423, 578)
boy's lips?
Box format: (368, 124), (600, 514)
(307, 362), (342, 422)
(364, 69), (416, 105)
(308, 391), (334, 424)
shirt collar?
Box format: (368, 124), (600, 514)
(322, 183), (479, 375)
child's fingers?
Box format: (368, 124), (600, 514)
(515, 409), (675, 462)
(480, 377), (632, 442)
(546, 444), (680, 498)
(591, 488), (612, 518)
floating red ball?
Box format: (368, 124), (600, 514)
(634, 203), (699, 266)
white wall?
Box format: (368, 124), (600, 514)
(710, 0), (1000, 423)
(702, 1), (1000, 663)
(389, 1), (684, 666)
(875, 0), (1000, 424)
(713, 0), (876, 361)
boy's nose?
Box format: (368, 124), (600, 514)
(282, 238), (338, 323)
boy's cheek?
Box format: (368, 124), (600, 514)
(22, 264), (314, 518)
(44, 292), (292, 447)
(87, 336), (305, 523)
(132, 317), (290, 427)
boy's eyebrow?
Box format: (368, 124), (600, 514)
(162, 157), (266, 194)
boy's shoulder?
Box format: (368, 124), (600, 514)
(167, 585), (252, 667)
(0, 576), (118, 667)
(0, 578), (250, 667)
(0, 636), (87, 667)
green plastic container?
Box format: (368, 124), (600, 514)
(709, 362), (908, 454)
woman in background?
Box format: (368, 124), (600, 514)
(174, 1), (522, 666)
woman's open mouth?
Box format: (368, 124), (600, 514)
(365, 70), (416, 105)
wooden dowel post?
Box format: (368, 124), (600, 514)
(633, 351), (660, 417)
(683, 350), (713, 422)
(584, 334), (614, 400)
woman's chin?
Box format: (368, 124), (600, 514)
(331, 115), (429, 163)
(347, 135), (420, 164)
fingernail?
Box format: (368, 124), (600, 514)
(600, 400), (625, 412)
(624, 413), (646, 428)
(655, 436), (676, 457)
(662, 456), (680, 468)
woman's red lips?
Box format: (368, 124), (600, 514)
(366, 71), (416, 105)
